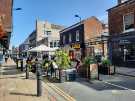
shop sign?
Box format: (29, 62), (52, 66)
(71, 43), (80, 49)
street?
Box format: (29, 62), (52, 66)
(1, 58), (135, 101)
(44, 74), (135, 101)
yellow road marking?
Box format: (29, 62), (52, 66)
(45, 79), (76, 101)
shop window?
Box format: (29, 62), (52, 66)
(54, 41), (57, 47)
(125, 45), (135, 61)
(69, 50), (74, 60)
(123, 13), (134, 32)
(57, 41), (60, 47)
(76, 30), (80, 41)
(120, 44), (135, 62)
(50, 42), (53, 48)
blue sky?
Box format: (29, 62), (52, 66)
(11, 0), (117, 47)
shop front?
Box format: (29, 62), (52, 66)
(110, 32), (135, 67)
(63, 43), (82, 60)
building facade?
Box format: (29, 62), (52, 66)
(0, 0), (13, 50)
(36, 20), (64, 48)
(19, 20), (64, 54)
(60, 16), (108, 60)
(108, 0), (135, 67)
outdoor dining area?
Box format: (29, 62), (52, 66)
(16, 44), (77, 83)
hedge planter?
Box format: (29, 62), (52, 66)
(55, 50), (71, 83)
(84, 56), (99, 80)
(99, 58), (116, 75)
(65, 69), (76, 81)
(59, 69), (66, 83)
(99, 65), (115, 75)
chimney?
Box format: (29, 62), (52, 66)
(118, 0), (122, 4)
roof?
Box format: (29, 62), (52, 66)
(60, 16), (101, 33)
(107, 0), (135, 11)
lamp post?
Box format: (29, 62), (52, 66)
(75, 14), (81, 22)
(13, 8), (22, 11)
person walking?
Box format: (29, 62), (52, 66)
(75, 58), (81, 73)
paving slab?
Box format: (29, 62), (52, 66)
(0, 58), (67, 101)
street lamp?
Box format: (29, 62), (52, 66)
(13, 8), (22, 11)
(75, 14), (81, 22)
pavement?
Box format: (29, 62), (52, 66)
(0, 58), (73, 101)
(1, 58), (135, 101)
(116, 66), (135, 77)
(46, 74), (135, 101)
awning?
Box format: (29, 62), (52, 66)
(28, 44), (58, 52)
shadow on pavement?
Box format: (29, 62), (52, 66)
(2, 70), (24, 75)
(10, 92), (36, 97)
(44, 77), (60, 83)
(1, 66), (24, 76)
(75, 78), (125, 91)
(0, 75), (26, 79)
(2, 65), (17, 68)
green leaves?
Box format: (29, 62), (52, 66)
(101, 58), (111, 66)
(84, 56), (97, 66)
(55, 50), (71, 69)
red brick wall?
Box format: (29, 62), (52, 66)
(0, 0), (13, 33)
(84, 17), (104, 41)
(108, 1), (135, 36)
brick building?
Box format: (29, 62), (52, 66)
(60, 16), (108, 60)
(108, 0), (135, 67)
(0, 0), (13, 50)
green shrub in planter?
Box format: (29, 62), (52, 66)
(101, 58), (112, 75)
(101, 58), (111, 67)
(84, 56), (96, 66)
(84, 56), (98, 79)
(55, 50), (71, 82)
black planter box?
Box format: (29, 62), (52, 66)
(99, 65), (115, 75)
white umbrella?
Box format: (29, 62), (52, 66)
(28, 44), (57, 52)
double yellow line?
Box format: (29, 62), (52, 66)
(45, 79), (76, 101)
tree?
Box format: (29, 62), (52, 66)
(55, 50), (71, 70)
(55, 50), (71, 82)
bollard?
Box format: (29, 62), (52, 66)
(21, 59), (23, 71)
(114, 65), (116, 74)
(26, 64), (29, 79)
(16, 59), (19, 69)
(36, 63), (42, 97)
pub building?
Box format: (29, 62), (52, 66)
(108, 0), (135, 67)
(60, 16), (108, 60)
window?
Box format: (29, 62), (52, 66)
(63, 35), (65, 44)
(45, 31), (51, 35)
(54, 41), (57, 47)
(50, 42), (53, 48)
(57, 42), (60, 47)
(123, 13), (134, 32)
(69, 34), (72, 42)
(76, 30), (80, 41)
